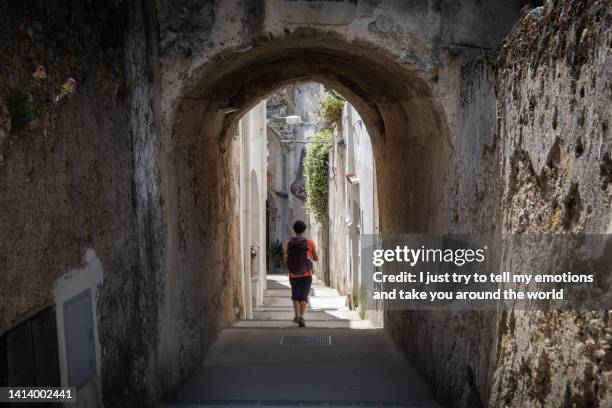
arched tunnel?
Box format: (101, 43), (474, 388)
(161, 35), (452, 400)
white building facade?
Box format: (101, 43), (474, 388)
(328, 103), (376, 307)
(237, 100), (267, 318)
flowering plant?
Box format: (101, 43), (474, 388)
(56, 78), (77, 102)
(8, 67), (79, 133)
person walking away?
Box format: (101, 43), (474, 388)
(284, 220), (318, 327)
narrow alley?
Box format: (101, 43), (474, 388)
(167, 276), (436, 407)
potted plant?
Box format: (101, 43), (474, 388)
(250, 244), (259, 276)
(269, 239), (284, 273)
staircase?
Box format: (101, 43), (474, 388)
(234, 274), (373, 329)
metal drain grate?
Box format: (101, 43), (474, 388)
(280, 335), (332, 346)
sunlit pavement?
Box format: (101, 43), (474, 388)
(165, 276), (438, 407)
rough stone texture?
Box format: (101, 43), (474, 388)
(0, 1), (156, 406)
(0, 0), (129, 331)
(377, 45), (504, 408)
(115, 0), (164, 405)
(490, 1), (612, 406)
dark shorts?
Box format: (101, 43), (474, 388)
(289, 276), (312, 302)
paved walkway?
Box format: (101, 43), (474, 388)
(236, 275), (373, 329)
(166, 275), (437, 407)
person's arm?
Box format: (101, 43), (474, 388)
(283, 242), (288, 267)
(312, 248), (319, 262)
(310, 241), (319, 262)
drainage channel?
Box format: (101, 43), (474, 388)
(279, 335), (332, 345)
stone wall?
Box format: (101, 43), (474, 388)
(396, 2), (612, 406)
(0, 1), (157, 406)
(490, 1), (611, 406)
(388, 2), (612, 406)
(384, 54), (502, 407)
(0, 0), (127, 333)
(120, 0), (164, 405)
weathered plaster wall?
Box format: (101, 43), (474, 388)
(0, 1), (156, 406)
(490, 1), (611, 406)
(328, 119), (350, 295)
(384, 53), (503, 407)
(119, 0), (164, 405)
(0, 0), (131, 333)
(327, 103), (376, 304)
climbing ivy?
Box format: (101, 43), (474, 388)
(304, 128), (333, 222)
(319, 93), (344, 126)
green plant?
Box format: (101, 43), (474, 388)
(7, 92), (36, 132)
(304, 128), (333, 222)
(250, 244), (259, 260)
(270, 239), (284, 268)
(319, 93), (344, 126)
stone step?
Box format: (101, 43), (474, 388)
(264, 285), (328, 296)
(263, 294), (347, 307)
(233, 319), (373, 329)
(264, 288), (291, 297)
(255, 306), (351, 314)
(310, 287), (341, 297)
(262, 296), (293, 307)
(252, 309), (362, 321)
(309, 296), (347, 310)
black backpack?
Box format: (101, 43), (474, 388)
(286, 237), (311, 275)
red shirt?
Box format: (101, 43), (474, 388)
(284, 238), (316, 278)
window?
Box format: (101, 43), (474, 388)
(0, 306), (60, 392)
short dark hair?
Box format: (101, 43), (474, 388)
(293, 220), (307, 234)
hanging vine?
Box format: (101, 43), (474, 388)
(304, 128), (333, 222)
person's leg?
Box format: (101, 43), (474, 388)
(292, 300), (300, 319)
(297, 276), (312, 327)
(290, 278), (300, 322)
(301, 276), (312, 318)
(298, 300), (308, 327)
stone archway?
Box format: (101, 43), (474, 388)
(126, 1), (529, 403)
(157, 34), (451, 394)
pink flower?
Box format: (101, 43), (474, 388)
(61, 78), (77, 93)
(56, 77), (77, 102)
